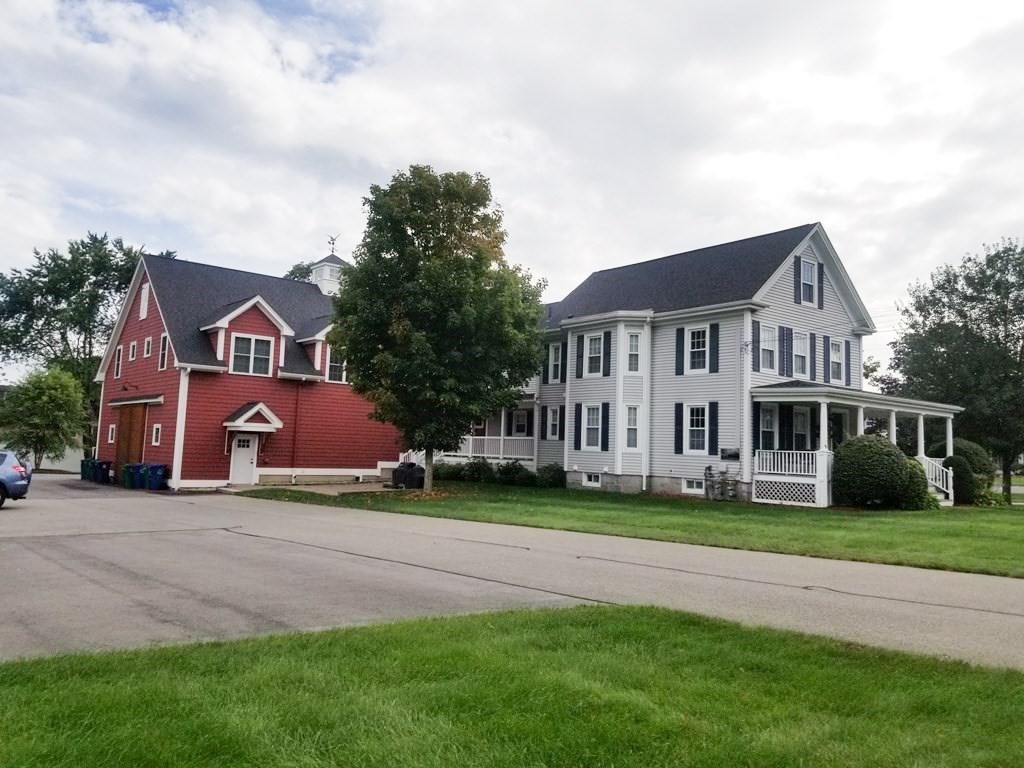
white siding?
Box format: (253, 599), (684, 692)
(566, 328), (616, 472)
(649, 313), (743, 480)
(751, 243), (864, 390)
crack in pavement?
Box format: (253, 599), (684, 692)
(576, 554), (1024, 620)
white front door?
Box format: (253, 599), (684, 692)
(230, 433), (257, 485)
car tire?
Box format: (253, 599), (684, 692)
(0, 487), (6, 509)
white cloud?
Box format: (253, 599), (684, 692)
(0, 0), (1022, 372)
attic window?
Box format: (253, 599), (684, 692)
(801, 260), (816, 304)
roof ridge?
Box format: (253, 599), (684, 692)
(587, 223), (817, 277)
(144, 253), (324, 290)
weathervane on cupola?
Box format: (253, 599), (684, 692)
(327, 234), (340, 255)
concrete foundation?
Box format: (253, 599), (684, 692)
(566, 471), (644, 494)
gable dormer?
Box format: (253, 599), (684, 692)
(199, 295), (295, 374)
(310, 254), (346, 296)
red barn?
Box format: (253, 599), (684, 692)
(94, 254), (404, 489)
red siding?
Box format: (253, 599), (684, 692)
(96, 273), (180, 471)
(182, 372), (403, 480)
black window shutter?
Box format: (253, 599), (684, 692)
(793, 254), (802, 304)
(542, 344), (549, 384)
(752, 320), (761, 372)
(559, 405), (566, 440)
(823, 335), (831, 383)
(778, 326), (789, 377)
(506, 411), (514, 436)
(708, 401), (719, 456)
(602, 330), (612, 377)
(810, 405), (819, 450)
(752, 402), (761, 452)
(526, 410), (534, 437)
(709, 323), (719, 373)
(817, 264), (825, 310)
(845, 340), (852, 386)
(560, 342), (568, 383)
(809, 332), (817, 381)
(674, 403), (684, 454)
(675, 327), (686, 375)
(786, 327), (795, 377)
(600, 402), (610, 451)
(575, 334), (584, 378)
(779, 404), (793, 450)
(573, 403), (582, 450)
(540, 406), (548, 440)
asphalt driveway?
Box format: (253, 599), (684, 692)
(3, 474), (1024, 668)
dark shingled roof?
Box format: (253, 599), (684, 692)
(144, 255), (333, 375)
(224, 401), (262, 422)
(552, 224), (816, 323)
(314, 254), (346, 266)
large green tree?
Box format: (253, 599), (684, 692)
(330, 165), (546, 490)
(0, 233), (173, 455)
(883, 238), (1024, 500)
(0, 368), (85, 469)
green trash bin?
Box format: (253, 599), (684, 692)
(81, 458), (94, 481)
(122, 465), (135, 489)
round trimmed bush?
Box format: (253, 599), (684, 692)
(832, 435), (910, 508)
(900, 458), (934, 510)
(462, 457), (495, 483)
(536, 463), (567, 488)
(927, 437), (995, 485)
(943, 455), (977, 506)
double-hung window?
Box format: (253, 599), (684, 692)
(158, 334), (169, 371)
(231, 334), (273, 376)
(793, 331), (809, 378)
(548, 406), (560, 440)
(687, 405), (707, 453)
(586, 335), (602, 375)
(584, 405), (601, 449)
(801, 259), (816, 304)
(760, 325), (776, 373)
(760, 404), (777, 450)
(627, 333), (640, 372)
(626, 405), (639, 449)
(327, 347), (347, 383)
(513, 410), (528, 436)
(688, 327), (707, 372)
(831, 339), (843, 383)
(114, 346), (123, 378)
(550, 343), (561, 382)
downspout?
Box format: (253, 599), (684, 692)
(290, 381), (302, 484)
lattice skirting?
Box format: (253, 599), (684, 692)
(752, 478), (819, 507)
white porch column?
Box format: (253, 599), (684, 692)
(818, 401), (829, 450)
(856, 406), (865, 436)
(888, 410), (898, 445)
(945, 417), (954, 457)
(916, 414), (926, 458)
(499, 409), (506, 459)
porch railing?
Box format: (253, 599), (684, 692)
(444, 436), (535, 460)
(918, 456), (953, 499)
(755, 450), (817, 477)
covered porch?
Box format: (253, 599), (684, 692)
(435, 403), (538, 466)
(749, 384), (964, 508)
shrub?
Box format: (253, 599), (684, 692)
(900, 459), (936, 510)
(461, 457), (495, 483)
(927, 437), (995, 485)
(432, 462), (465, 481)
(971, 487), (1007, 507)
(536, 463), (567, 488)
(495, 460), (535, 486)
(943, 455), (977, 506)
(832, 435), (909, 508)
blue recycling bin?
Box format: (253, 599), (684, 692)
(132, 463), (148, 490)
(147, 464), (167, 491)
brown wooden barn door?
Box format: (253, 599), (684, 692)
(115, 406), (146, 481)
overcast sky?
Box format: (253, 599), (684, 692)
(2, 0), (1022, 379)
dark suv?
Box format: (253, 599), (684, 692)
(0, 451), (31, 507)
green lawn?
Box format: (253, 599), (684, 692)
(243, 483), (1024, 578)
(2, 606), (1022, 767)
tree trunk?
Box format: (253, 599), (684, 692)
(1002, 452), (1013, 504)
(424, 447), (434, 492)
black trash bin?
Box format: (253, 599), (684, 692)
(393, 462), (422, 488)
(96, 460), (113, 484)
(407, 465), (425, 489)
